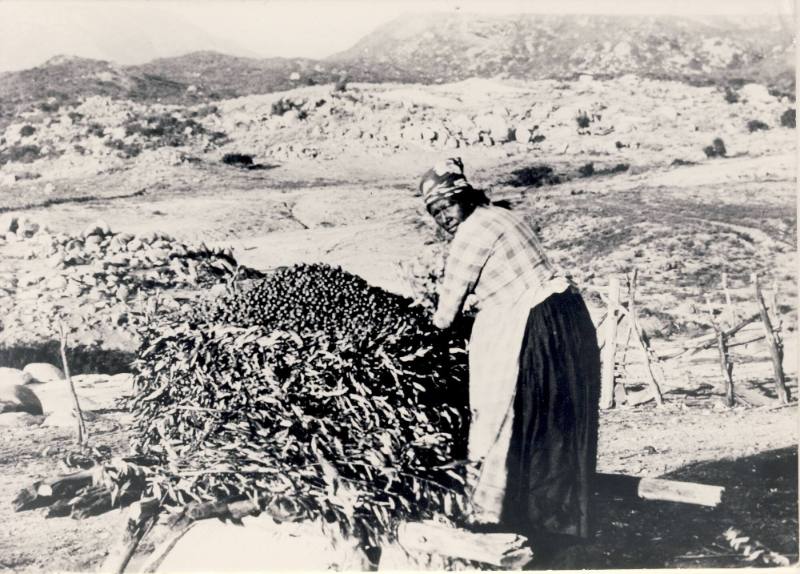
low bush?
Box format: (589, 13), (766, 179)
(19, 125), (36, 137)
(746, 119), (769, 132)
(703, 138), (727, 158)
(575, 111), (591, 129)
(0, 144), (43, 165)
(780, 108), (795, 128)
(222, 153), (254, 167)
(504, 165), (562, 187)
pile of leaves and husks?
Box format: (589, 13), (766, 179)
(127, 263), (471, 548)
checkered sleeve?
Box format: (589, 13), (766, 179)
(433, 219), (497, 329)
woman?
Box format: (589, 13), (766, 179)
(420, 158), (600, 553)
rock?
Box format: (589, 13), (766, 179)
(0, 214), (18, 233)
(82, 221), (111, 238)
(0, 384), (43, 415)
(0, 412), (43, 427)
(475, 114), (512, 142)
(0, 367), (33, 386)
(84, 235), (102, 247)
(23, 363), (65, 383)
(739, 83), (773, 104)
(45, 275), (68, 290)
(43, 183), (55, 194)
(155, 516), (367, 573)
(17, 217), (39, 238)
(115, 286), (130, 301)
(5, 231), (18, 242)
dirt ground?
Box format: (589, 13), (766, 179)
(0, 78), (797, 570)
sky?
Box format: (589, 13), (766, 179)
(0, 0), (794, 72)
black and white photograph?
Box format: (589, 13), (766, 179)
(0, 0), (796, 571)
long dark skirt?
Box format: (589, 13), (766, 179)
(500, 288), (600, 540)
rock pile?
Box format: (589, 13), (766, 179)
(0, 217), (260, 348)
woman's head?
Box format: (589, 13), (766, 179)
(419, 157), (488, 233)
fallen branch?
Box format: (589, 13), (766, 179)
(13, 468), (95, 511)
(723, 527), (792, 567)
(397, 520), (534, 570)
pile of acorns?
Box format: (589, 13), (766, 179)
(130, 263), (471, 546)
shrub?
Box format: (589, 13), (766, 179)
(0, 144), (43, 165)
(504, 165), (562, 187)
(575, 111), (591, 129)
(578, 162), (595, 177)
(129, 264), (471, 546)
(222, 153), (254, 167)
(746, 119), (769, 132)
(780, 108), (796, 128)
(724, 86), (739, 104)
(703, 138), (727, 158)
(106, 139), (142, 158)
(19, 125), (36, 137)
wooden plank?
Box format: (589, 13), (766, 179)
(600, 276), (621, 409)
(753, 274), (789, 404)
(396, 520), (534, 570)
(596, 473), (724, 507)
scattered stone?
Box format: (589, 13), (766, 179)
(23, 363), (65, 383)
(0, 367), (34, 386)
(0, 384), (43, 415)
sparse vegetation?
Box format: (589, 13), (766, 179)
(222, 153), (254, 167)
(724, 86), (740, 103)
(0, 144), (44, 165)
(576, 110), (591, 129)
(504, 165), (562, 187)
(19, 125), (36, 137)
(703, 137), (727, 158)
(747, 119), (770, 132)
(780, 108), (795, 128)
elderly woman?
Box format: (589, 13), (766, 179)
(420, 158), (600, 553)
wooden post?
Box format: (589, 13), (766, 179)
(101, 498), (160, 574)
(704, 297), (735, 407)
(721, 273), (736, 327)
(752, 274), (789, 404)
(628, 270), (664, 406)
(600, 276), (621, 409)
(58, 321), (88, 447)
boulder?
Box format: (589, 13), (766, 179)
(0, 412), (43, 427)
(0, 367), (33, 386)
(82, 220), (111, 238)
(23, 363), (65, 383)
(475, 114), (512, 142)
(154, 516), (367, 572)
(739, 83), (773, 104)
(0, 384), (43, 415)
(0, 214), (18, 233)
(45, 275), (68, 290)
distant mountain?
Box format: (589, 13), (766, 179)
(330, 13), (795, 92)
(128, 51), (342, 99)
(0, 13), (793, 128)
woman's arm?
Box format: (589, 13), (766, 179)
(432, 220), (495, 329)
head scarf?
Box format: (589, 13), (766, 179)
(419, 157), (476, 214)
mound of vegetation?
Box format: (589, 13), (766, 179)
(504, 165), (562, 188)
(128, 264), (470, 547)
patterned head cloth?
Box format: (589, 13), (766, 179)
(419, 157), (474, 213)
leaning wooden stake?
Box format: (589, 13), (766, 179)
(752, 274), (789, 404)
(704, 297), (735, 407)
(58, 321), (87, 447)
(101, 498), (160, 574)
(600, 276), (621, 409)
(627, 270), (664, 406)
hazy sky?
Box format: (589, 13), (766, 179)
(0, 0), (794, 72)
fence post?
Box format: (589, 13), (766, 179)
(705, 296), (735, 407)
(752, 274), (789, 404)
(600, 276), (621, 409)
(628, 270), (664, 406)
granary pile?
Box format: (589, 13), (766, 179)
(128, 263), (471, 546)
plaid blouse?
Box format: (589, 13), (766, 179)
(433, 205), (560, 328)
